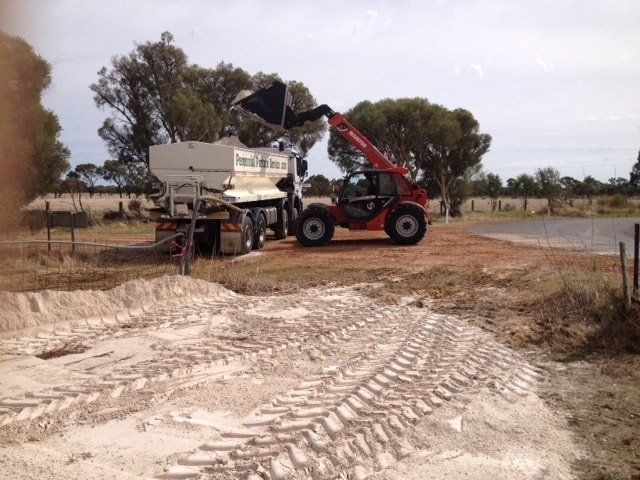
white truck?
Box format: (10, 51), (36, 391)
(148, 139), (307, 255)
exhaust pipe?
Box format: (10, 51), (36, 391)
(231, 80), (295, 131)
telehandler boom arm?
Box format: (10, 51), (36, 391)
(231, 81), (406, 174)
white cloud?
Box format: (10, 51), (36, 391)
(452, 66), (462, 76)
(469, 64), (484, 78)
(189, 26), (201, 39)
(366, 10), (379, 19)
(537, 58), (555, 72)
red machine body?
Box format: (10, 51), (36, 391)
(232, 81), (430, 246)
(325, 112), (429, 230)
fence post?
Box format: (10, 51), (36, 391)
(70, 212), (76, 256)
(634, 223), (639, 297)
(619, 242), (629, 308)
(471, 199), (474, 212)
(498, 199), (502, 211)
(119, 201), (124, 217)
(182, 199), (201, 276)
(46, 210), (51, 252)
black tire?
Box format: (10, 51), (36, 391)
(240, 215), (254, 254)
(274, 203), (288, 240)
(287, 204), (299, 236)
(253, 213), (267, 250)
(295, 208), (335, 247)
(386, 204), (427, 245)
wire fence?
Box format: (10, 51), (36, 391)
(0, 234), (184, 293)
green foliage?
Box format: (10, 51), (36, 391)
(74, 163), (101, 197)
(100, 160), (128, 197)
(305, 174), (332, 197)
(630, 149), (640, 195)
(511, 173), (538, 210)
(0, 32), (70, 228)
(485, 173), (502, 199)
(92, 32), (325, 168)
(535, 167), (562, 212)
(328, 98), (490, 216)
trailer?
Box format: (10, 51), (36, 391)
(148, 139), (307, 256)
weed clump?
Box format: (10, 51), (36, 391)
(539, 277), (639, 356)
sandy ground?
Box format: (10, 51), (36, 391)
(0, 276), (581, 479)
(470, 217), (640, 255)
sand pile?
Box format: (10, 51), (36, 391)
(0, 275), (231, 334)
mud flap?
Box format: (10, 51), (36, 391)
(219, 211), (248, 255)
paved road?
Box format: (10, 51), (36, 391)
(470, 217), (640, 255)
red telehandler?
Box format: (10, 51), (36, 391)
(232, 81), (430, 247)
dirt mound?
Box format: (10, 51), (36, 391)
(0, 275), (230, 334)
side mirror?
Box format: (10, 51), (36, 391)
(297, 159), (308, 178)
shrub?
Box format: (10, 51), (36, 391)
(598, 195), (628, 209)
(128, 199), (142, 216)
(609, 194), (627, 208)
(21, 210), (48, 232)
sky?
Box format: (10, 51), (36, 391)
(2, 0), (639, 182)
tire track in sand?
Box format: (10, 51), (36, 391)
(160, 311), (541, 480)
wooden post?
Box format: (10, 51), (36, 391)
(471, 199), (474, 212)
(45, 202), (51, 252)
(634, 223), (639, 296)
(498, 199), (502, 211)
(70, 212), (76, 255)
(46, 213), (51, 252)
(119, 201), (124, 217)
(619, 242), (629, 307)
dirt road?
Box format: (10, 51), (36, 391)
(469, 217), (640, 255)
(0, 276), (579, 479)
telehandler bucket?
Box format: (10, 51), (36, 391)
(231, 80), (294, 131)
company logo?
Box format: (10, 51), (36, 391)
(347, 130), (368, 150)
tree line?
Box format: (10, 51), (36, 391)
(2, 29), (638, 228)
(306, 154), (640, 214)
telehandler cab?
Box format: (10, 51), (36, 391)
(232, 81), (429, 247)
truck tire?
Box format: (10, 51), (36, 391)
(287, 204), (299, 236)
(274, 203), (288, 240)
(386, 204), (427, 245)
(240, 215), (254, 254)
(253, 213), (267, 250)
(296, 208), (335, 247)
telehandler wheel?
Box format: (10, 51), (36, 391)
(386, 204), (427, 245)
(240, 215), (255, 254)
(296, 208), (335, 247)
(274, 203), (288, 240)
(253, 213), (267, 250)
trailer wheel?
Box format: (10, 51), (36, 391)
(386, 204), (427, 245)
(295, 208), (334, 247)
(253, 213), (267, 250)
(240, 215), (254, 254)
(287, 204), (299, 236)
(274, 203), (288, 240)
